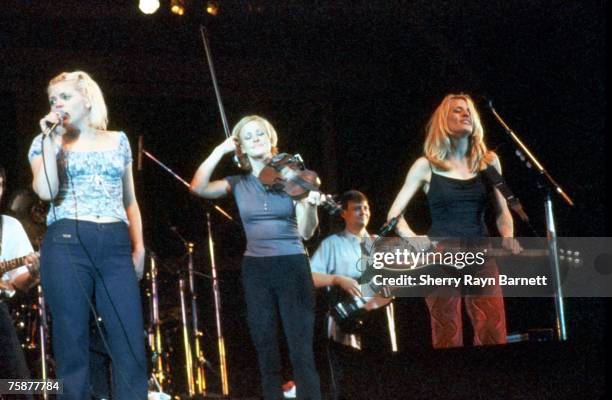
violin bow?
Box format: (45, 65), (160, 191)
(199, 25), (242, 168)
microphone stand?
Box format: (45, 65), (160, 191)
(140, 148), (235, 222)
(486, 99), (574, 341)
(37, 284), (50, 400)
(139, 147), (234, 396)
(178, 274), (196, 397)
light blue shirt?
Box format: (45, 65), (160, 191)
(28, 132), (132, 225)
(310, 230), (372, 279)
(310, 229), (375, 349)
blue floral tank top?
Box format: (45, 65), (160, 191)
(28, 132), (132, 226)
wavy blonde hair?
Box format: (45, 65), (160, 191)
(48, 71), (108, 130)
(424, 94), (494, 172)
(231, 115), (279, 171)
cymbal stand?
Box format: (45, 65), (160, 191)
(179, 275), (195, 397)
(206, 212), (230, 396)
(189, 245), (208, 396)
(171, 227), (207, 396)
(146, 253), (167, 391)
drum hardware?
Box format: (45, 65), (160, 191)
(138, 143), (234, 398)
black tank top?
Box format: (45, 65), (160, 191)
(426, 169), (489, 238)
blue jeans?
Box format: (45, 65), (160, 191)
(40, 219), (147, 399)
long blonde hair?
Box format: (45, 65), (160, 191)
(424, 94), (494, 172)
(231, 115), (279, 171)
(48, 71), (108, 130)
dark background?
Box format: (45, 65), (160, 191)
(0, 1), (607, 399)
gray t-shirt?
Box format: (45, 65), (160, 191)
(225, 174), (305, 257)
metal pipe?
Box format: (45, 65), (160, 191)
(207, 212), (230, 395)
(179, 277), (195, 396)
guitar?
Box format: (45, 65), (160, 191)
(328, 242), (581, 334)
(367, 237), (583, 271)
(326, 283), (393, 334)
(0, 252), (40, 276)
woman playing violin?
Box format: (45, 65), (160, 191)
(191, 115), (322, 400)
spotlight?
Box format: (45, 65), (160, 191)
(171, 0), (186, 16)
(139, 0), (160, 14)
(206, 1), (219, 16)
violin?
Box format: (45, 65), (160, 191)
(258, 153), (342, 216)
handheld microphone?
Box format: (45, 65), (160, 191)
(43, 110), (67, 137)
(479, 96), (493, 110)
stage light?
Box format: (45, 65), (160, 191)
(206, 1), (219, 16)
(171, 0), (186, 16)
(139, 0), (160, 14)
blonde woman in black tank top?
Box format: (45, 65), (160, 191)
(387, 94), (522, 348)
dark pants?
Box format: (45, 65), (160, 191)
(327, 341), (362, 400)
(242, 254), (321, 400)
(40, 219), (147, 399)
(0, 300), (33, 400)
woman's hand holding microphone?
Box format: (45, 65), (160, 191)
(39, 111), (67, 138)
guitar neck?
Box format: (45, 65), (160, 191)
(0, 255), (30, 275)
(361, 280), (395, 298)
(485, 249), (549, 257)
(359, 248), (552, 295)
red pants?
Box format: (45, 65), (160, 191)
(425, 260), (507, 348)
